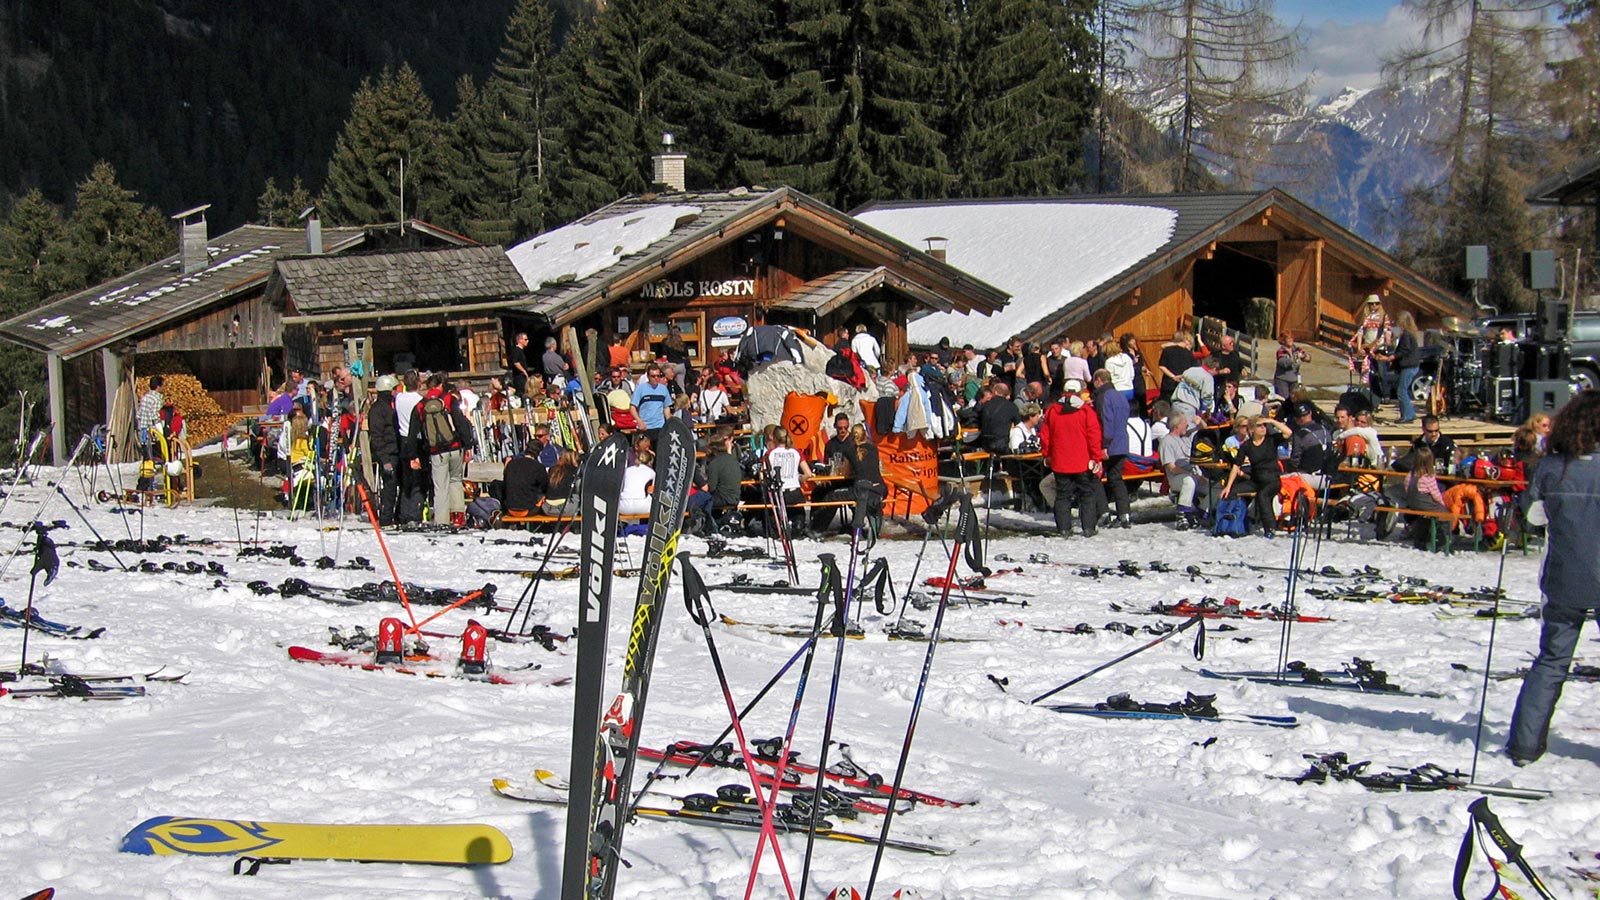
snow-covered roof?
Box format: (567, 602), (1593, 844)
(506, 205), (703, 290)
(854, 202), (1178, 348)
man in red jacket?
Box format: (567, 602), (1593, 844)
(1039, 378), (1104, 537)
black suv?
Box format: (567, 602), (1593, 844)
(1475, 310), (1600, 392)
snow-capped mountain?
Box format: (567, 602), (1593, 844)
(1259, 74), (1460, 247)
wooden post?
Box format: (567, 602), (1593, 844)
(100, 347), (122, 435)
(46, 352), (66, 466)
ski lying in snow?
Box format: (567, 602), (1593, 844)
(1193, 660), (1443, 697)
(1, 675), (145, 699)
(1433, 606), (1539, 621)
(635, 741), (974, 808)
(494, 765), (900, 816)
(1, 662), (187, 684)
(286, 646), (569, 686)
(1044, 692), (1297, 728)
(1276, 752), (1549, 800)
(0, 601), (105, 639)
(1450, 662), (1600, 683)
(703, 581), (819, 595)
(1112, 597), (1333, 623)
(718, 614), (984, 643)
(923, 574), (1035, 598)
(120, 815), (512, 864)
(491, 778), (950, 855)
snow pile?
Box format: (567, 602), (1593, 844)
(856, 203), (1177, 349)
(2, 464), (1597, 899)
(507, 206), (702, 290)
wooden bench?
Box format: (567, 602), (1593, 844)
(1371, 506), (1477, 554)
(500, 510), (652, 530)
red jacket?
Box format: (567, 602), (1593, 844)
(1038, 400), (1103, 474)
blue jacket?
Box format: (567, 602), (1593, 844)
(1529, 454), (1600, 610)
(1096, 385), (1130, 457)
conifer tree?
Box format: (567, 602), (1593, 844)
(63, 162), (173, 287)
(955, 0), (1098, 197)
(553, 0), (665, 220)
(321, 64), (451, 228)
(0, 190), (72, 312)
(254, 177), (315, 228)
(455, 0), (561, 243)
(781, 0), (957, 209)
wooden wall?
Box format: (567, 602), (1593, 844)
(134, 292), (280, 354)
(63, 352), (106, 450)
(1278, 240), (1320, 341)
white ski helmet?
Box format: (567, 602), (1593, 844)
(375, 374), (399, 392)
(165, 460), (184, 476)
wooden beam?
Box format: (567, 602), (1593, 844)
(47, 352), (65, 466)
(100, 347), (122, 436)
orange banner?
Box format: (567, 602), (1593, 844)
(781, 391), (829, 461)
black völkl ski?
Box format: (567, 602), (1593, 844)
(558, 434), (630, 900)
(571, 418), (695, 900)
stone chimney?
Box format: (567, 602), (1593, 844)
(172, 204), (211, 274)
(652, 132), (687, 193)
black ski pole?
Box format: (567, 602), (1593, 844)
(797, 543), (851, 900)
(54, 485), (130, 572)
(18, 524), (59, 674)
(507, 467), (584, 636)
(678, 553), (800, 899)
(1027, 614), (1205, 705)
(1275, 500), (1312, 681)
(862, 494), (976, 900)
(1468, 504), (1515, 785)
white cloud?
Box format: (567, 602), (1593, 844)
(1295, 6), (1437, 100)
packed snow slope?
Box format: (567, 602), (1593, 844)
(3, 465), (1597, 900)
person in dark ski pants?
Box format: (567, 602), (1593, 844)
(1505, 389), (1600, 766)
(1038, 378), (1104, 538)
(366, 375), (403, 526)
(1092, 369), (1133, 528)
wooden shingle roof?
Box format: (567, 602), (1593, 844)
(274, 245), (528, 318)
(0, 224), (365, 359)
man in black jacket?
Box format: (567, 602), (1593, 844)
(975, 382), (1021, 454)
(368, 375), (402, 526)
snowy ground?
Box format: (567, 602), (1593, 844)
(2, 460), (1597, 900)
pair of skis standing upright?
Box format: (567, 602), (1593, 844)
(560, 417), (978, 900)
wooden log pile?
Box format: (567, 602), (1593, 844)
(135, 353), (235, 447)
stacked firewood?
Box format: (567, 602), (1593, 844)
(135, 353), (234, 447)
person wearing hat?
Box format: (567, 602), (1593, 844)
(1286, 399), (1333, 489)
(1039, 377), (1104, 537)
(1273, 331), (1311, 401)
(366, 374), (403, 526)
(1350, 293), (1393, 384)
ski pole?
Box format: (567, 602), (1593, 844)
(863, 495), (976, 900)
(508, 468), (584, 636)
(1468, 504), (1515, 785)
(17, 525), (59, 674)
(732, 553), (831, 900)
(355, 481), (416, 630)
(797, 550), (850, 900)
(680, 554), (799, 900)
(1027, 614), (1206, 705)
(53, 485), (129, 572)
(0, 435), (89, 584)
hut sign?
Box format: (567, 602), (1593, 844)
(641, 278), (756, 299)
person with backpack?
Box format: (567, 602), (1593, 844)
(367, 374), (403, 526)
(406, 380), (476, 526)
(1221, 416), (1293, 538)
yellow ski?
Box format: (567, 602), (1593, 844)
(120, 816), (512, 864)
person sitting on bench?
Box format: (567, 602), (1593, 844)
(1400, 446), (1449, 547)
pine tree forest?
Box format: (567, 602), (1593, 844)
(1, 0), (1597, 449)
